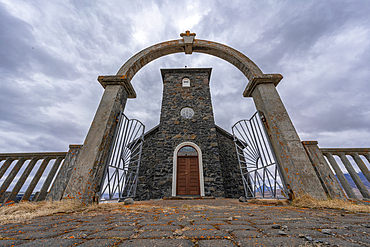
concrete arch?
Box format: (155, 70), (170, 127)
(172, 142), (205, 197)
(116, 38), (263, 82)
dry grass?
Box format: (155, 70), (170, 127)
(2, 195), (369, 225)
(0, 200), (84, 225)
(291, 194), (370, 213)
(0, 200), (178, 225)
(246, 195), (370, 213)
(248, 198), (290, 206)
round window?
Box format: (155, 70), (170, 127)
(181, 107), (194, 119)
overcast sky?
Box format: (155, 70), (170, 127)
(1, 0), (370, 153)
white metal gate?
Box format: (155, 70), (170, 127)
(232, 111), (287, 199)
(100, 112), (145, 201)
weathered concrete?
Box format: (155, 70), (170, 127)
(339, 153), (370, 199)
(4, 157), (39, 203)
(244, 75), (327, 199)
(35, 157), (64, 202)
(116, 32), (263, 83)
(0, 158), (15, 179)
(47, 145), (82, 201)
(0, 158), (26, 202)
(323, 152), (357, 199)
(0, 152), (67, 203)
(320, 149), (370, 195)
(22, 158), (51, 202)
(62, 76), (135, 204)
(364, 153), (370, 164)
(302, 141), (345, 199)
(351, 152), (370, 184)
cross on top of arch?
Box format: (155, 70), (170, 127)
(180, 31), (196, 54)
(98, 31), (283, 99)
(180, 30), (196, 37)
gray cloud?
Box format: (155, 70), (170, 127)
(0, 0), (369, 154)
(0, 3), (81, 80)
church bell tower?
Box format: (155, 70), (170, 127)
(136, 68), (243, 200)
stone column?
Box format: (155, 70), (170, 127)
(350, 153), (370, 184)
(339, 153), (370, 199)
(323, 152), (357, 199)
(47, 145), (82, 201)
(62, 76), (136, 204)
(243, 74), (327, 199)
(302, 141), (345, 199)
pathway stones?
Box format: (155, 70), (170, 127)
(1, 198), (369, 246)
(76, 239), (121, 247)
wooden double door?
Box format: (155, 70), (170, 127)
(177, 156), (200, 196)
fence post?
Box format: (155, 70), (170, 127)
(302, 141), (345, 199)
(47, 145), (82, 201)
(339, 153), (370, 199)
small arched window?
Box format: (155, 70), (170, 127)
(178, 146), (197, 156)
(182, 78), (190, 87)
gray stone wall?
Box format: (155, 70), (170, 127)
(137, 68), (224, 199)
(136, 68), (244, 200)
(136, 126), (160, 200)
(215, 126), (245, 198)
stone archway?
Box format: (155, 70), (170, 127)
(63, 31), (329, 204)
(116, 31), (263, 83)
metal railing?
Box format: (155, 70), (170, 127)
(232, 111), (287, 199)
(320, 148), (370, 200)
(99, 112), (145, 201)
(0, 152), (66, 205)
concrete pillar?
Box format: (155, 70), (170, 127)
(339, 153), (370, 199)
(350, 153), (370, 184)
(323, 152), (357, 199)
(35, 157), (64, 201)
(302, 141), (345, 199)
(243, 74), (327, 199)
(0, 158), (26, 202)
(364, 153), (370, 164)
(62, 76), (136, 204)
(22, 157), (51, 202)
(47, 145), (82, 201)
(5, 157), (39, 203)
(0, 158), (15, 179)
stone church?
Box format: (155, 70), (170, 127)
(136, 68), (244, 200)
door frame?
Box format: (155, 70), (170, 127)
(172, 142), (205, 197)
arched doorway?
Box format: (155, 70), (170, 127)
(177, 146), (199, 196)
(172, 142), (204, 197)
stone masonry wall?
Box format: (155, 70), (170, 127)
(136, 126), (159, 201)
(137, 68), (225, 199)
(215, 126), (245, 198)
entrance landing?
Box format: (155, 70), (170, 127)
(1, 199), (369, 246)
(163, 196), (215, 200)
